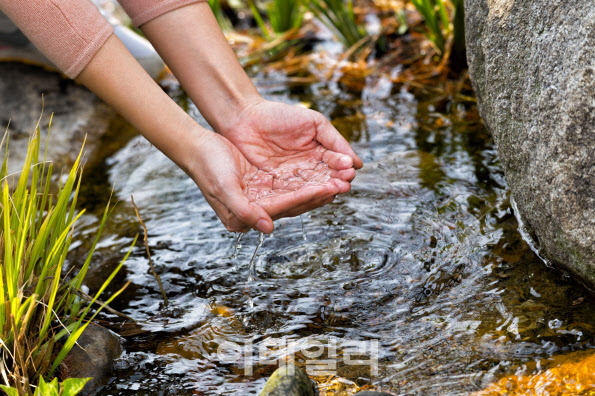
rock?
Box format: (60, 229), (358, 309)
(59, 323), (122, 394)
(260, 365), (317, 396)
(354, 392), (395, 396)
(465, 0), (595, 287)
(0, 62), (119, 176)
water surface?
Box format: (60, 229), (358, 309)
(74, 75), (595, 395)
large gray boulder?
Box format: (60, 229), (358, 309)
(0, 63), (117, 176)
(465, 0), (595, 287)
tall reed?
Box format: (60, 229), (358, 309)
(248, 0), (304, 38)
(410, 0), (449, 53)
(410, 0), (465, 62)
(303, 0), (366, 48)
(0, 122), (135, 395)
(208, 0), (232, 30)
(267, 0), (304, 34)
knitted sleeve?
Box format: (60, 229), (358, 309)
(117, 0), (206, 27)
(0, 0), (113, 78)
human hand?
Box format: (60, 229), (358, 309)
(138, 5), (361, 222)
(219, 99), (363, 218)
(188, 131), (340, 233)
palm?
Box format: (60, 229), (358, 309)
(225, 101), (360, 195)
(192, 134), (340, 232)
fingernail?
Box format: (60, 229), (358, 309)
(256, 219), (270, 233)
(341, 156), (353, 166)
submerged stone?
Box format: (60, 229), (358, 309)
(465, 0), (595, 287)
(59, 323), (122, 394)
(260, 365), (316, 396)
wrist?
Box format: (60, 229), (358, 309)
(212, 93), (266, 137)
(178, 124), (214, 178)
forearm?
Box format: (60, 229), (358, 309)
(140, 2), (263, 135)
(77, 34), (206, 174)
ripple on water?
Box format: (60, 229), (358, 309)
(73, 88), (595, 395)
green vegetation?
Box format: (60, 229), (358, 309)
(245, 0), (303, 38)
(210, 1), (465, 62)
(410, 0), (449, 53)
(1, 377), (90, 396)
(208, 0), (232, 30)
(245, 0), (365, 48)
(303, 0), (366, 48)
(247, 0), (273, 39)
(268, 0), (304, 34)
(410, 0), (465, 60)
(0, 124), (135, 395)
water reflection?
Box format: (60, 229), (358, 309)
(72, 80), (594, 395)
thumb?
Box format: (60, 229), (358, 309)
(314, 114), (363, 169)
(222, 184), (274, 234)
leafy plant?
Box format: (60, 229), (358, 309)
(0, 122), (136, 395)
(303, 0), (366, 48)
(1, 376), (90, 396)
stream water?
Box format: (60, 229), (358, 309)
(72, 73), (595, 395)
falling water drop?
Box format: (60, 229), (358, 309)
(232, 232), (243, 258)
(248, 232), (265, 282)
(300, 215), (308, 241)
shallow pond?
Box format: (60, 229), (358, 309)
(73, 72), (595, 395)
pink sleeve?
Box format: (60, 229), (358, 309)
(0, 0), (113, 78)
(118, 0), (207, 28)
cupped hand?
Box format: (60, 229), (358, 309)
(221, 100), (363, 206)
(188, 131), (340, 233)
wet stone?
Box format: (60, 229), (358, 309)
(0, 62), (116, 176)
(260, 365), (317, 396)
(465, 0), (595, 287)
(59, 323), (123, 394)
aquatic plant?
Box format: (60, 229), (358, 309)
(409, 0), (465, 63)
(410, 0), (449, 53)
(247, 0), (304, 38)
(267, 0), (304, 34)
(303, 0), (366, 48)
(0, 123), (135, 395)
(1, 376), (90, 396)
(208, 0), (232, 30)
(247, 0), (273, 39)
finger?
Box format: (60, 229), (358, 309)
(256, 184), (338, 220)
(216, 184), (275, 234)
(329, 178), (351, 194)
(205, 196), (251, 233)
(322, 150), (354, 170)
(314, 114), (364, 169)
(330, 167), (356, 182)
(268, 190), (336, 219)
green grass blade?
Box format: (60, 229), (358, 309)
(248, 0), (272, 39)
(49, 234), (136, 375)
